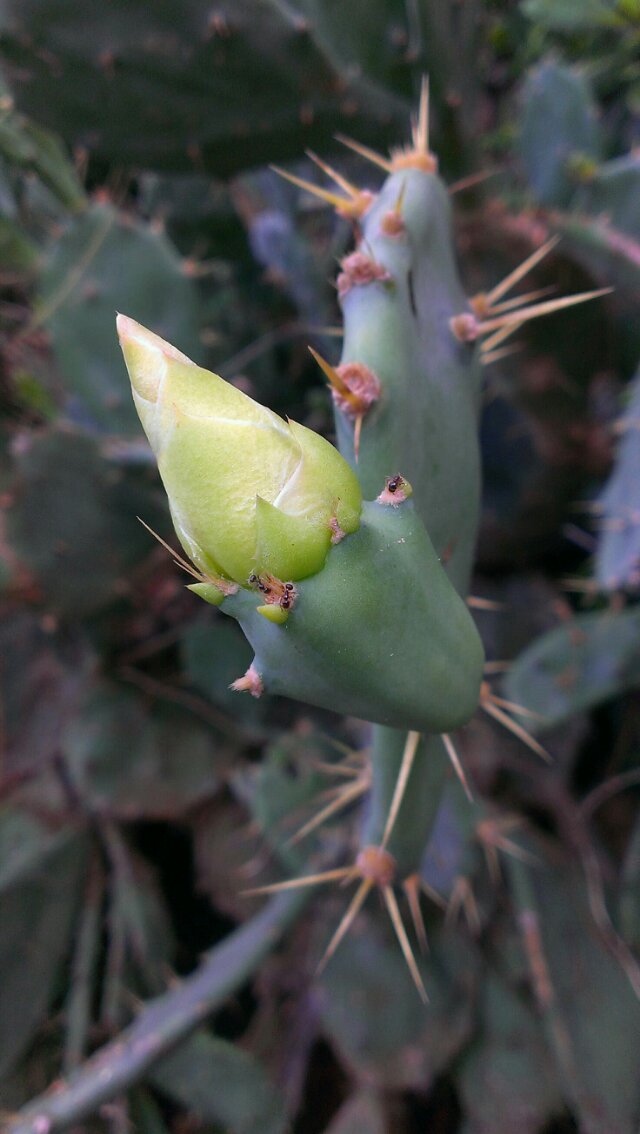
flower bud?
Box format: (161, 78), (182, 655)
(117, 316), (362, 585)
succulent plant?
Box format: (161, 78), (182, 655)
(2, 12), (640, 1134)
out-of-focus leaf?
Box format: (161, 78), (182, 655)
(509, 858), (640, 1133)
(36, 203), (200, 434)
(323, 1092), (386, 1134)
(574, 154), (640, 242)
(0, 810), (88, 1079)
(518, 58), (601, 207)
(5, 428), (166, 617)
(129, 1090), (172, 1134)
(181, 615), (262, 724)
(0, 97), (85, 211)
(148, 1031), (287, 1134)
(0, 610), (94, 811)
(318, 916), (477, 1089)
(458, 972), (563, 1134)
(504, 607), (640, 730)
(244, 734), (332, 872)
(0, 217), (38, 271)
(190, 795), (266, 923)
(521, 0), (621, 30)
(0, 0), (409, 176)
(62, 681), (223, 820)
(595, 368), (640, 591)
(554, 213), (640, 373)
(619, 809), (640, 952)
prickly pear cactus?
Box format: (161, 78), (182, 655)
(116, 83), (611, 1001)
(3, 7), (640, 1128)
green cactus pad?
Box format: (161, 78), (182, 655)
(0, 0), (408, 175)
(223, 499), (484, 734)
(504, 605), (640, 731)
(518, 58), (601, 208)
(39, 204), (200, 435)
(596, 369), (640, 592)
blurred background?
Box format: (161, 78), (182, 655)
(1, 1), (640, 1131)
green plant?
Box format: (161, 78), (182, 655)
(2, 7), (640, 1133)
(117, 84), (609, 1004)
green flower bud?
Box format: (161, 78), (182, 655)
(117, 316), (362, 586)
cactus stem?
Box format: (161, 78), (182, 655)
(403, 874), (429, 954)
(136, 517), (236, 595)
(480, 685), (551, 762)
(383, 884), (429, 1003)
(441, 733), (473, 802)
(316, 877), (373, 973)
(270, 165), (373, 220)
(380, 730), (421, 850)
(286, 774), (370, 846)
(485, 236), (561, 306)
(242, 866), (355, 897)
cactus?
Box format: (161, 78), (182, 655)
(0, 0), (411, 175)
(595, 367), (640, 592)
(38, 204), (201, 436)
(2, 426), (167, 617)
(573, 153), (640, 242)
(0, 87), (86, 212)
(504, 605), (640, 730)
(116, 84), (610, 1002)
(0, 810), (89, 1079)
(517, 58), (602, 210)
(3, 25), (638, 1132)
(502, 368), (640, 729)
